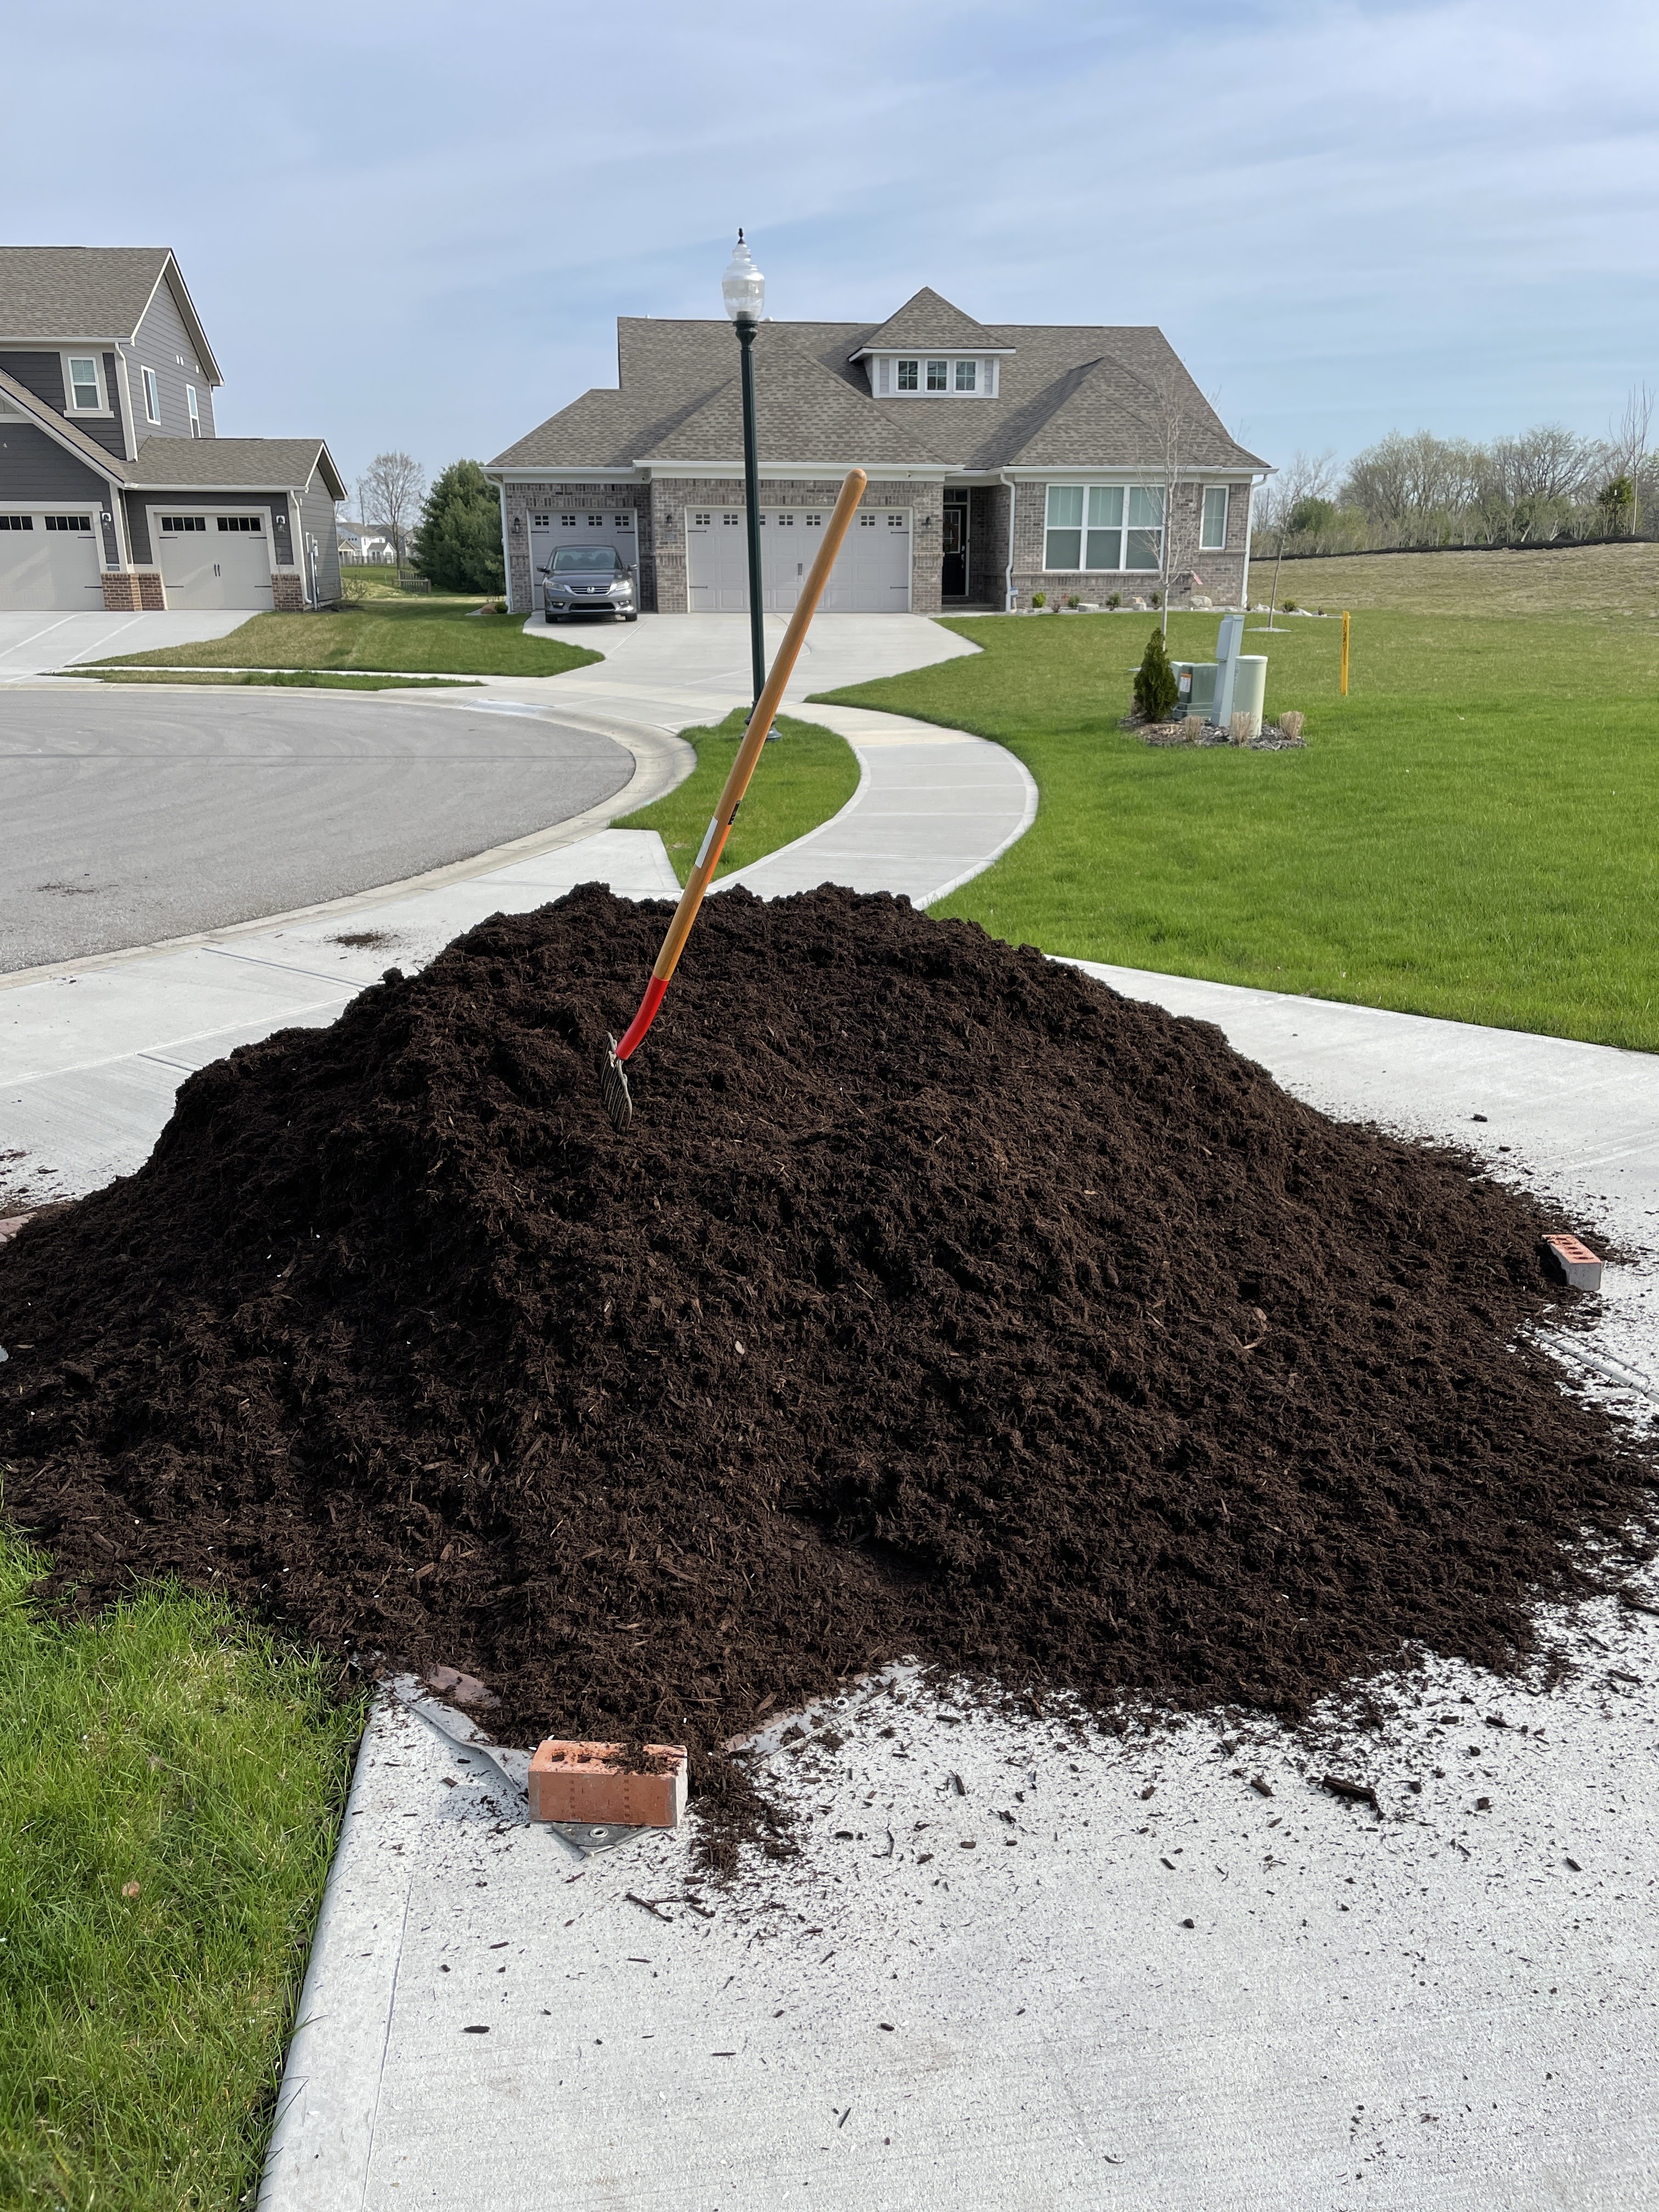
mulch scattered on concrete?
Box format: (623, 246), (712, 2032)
(1, 884), (1650, 1864)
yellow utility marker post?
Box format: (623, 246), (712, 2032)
(1340, 611), (1351, 697)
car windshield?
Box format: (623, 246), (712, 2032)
(551, 546), (623, 574)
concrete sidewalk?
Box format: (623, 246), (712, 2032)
(259, 983), (1659, 2212)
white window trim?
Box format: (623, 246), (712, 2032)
(185, 384), (201, 437)
(140, 366), (161, 426)
(61, 351), (111, 416)
(1200, 483), (1229, 551)
(1041, 482), (1167, 574)
(873, 354), (998, 399)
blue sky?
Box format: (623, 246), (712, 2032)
(6, 0), (1656, 501)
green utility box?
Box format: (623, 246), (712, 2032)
(1171, 660), (1217, 718)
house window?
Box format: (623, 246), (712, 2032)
(955, 360), (977, 392)
(1200, 484), (1229, 550)
(1045, 484), (1165, 571)
(0, 515), (34, 531)
(859, 514), (876, 528)
(778, 512), (794, 526)
(142, 367), (161, 424)
(560, 515), (576, 528)
(217, 515), (263, 532)
(587, 514), (603, 526)
(896, 359), (919, 391)
(186, 385), (201, 437)
(926, 359), (948, 392)
(44, 514), (93, 532)
(887, 512), (907, 528)
(805, 512), (822, 527)
(66, 357), (103, 411)
(693, 511), (711, 527)
(723, 512), (740, 524)
(161, 515), (207, 532)
(532, 513), (551, 528)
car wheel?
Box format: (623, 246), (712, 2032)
(624, 611), (639, 623)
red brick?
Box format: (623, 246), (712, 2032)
(528, 1741), (688, 1829)
(1543, 1234), (1602, 1293)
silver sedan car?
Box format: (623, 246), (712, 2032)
(541, 544), (638, 623)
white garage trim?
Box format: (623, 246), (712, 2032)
(145, 504), (276, 611)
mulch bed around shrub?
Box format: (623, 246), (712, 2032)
(0, 884), (1649, 1854)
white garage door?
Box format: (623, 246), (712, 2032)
(154, 511), (275, 610)
(0, 511), (103, 610)
(686, 506), (911, 613)
(529, 510), (639, 592)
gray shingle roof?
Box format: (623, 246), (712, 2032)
(490, 302), (1265, 478)
(127, 438), (346, 498)
(850, 286), (1006, 357)
(0, 249), (221, 381)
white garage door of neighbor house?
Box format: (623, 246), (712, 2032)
(154, 512), (275, 610)
(685, 507), (911, 613)
(528, 511), (639, 589)
(0, 511), (103, 611)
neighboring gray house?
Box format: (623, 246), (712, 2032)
(487, 288), (1266, 617)
(0, 246), (345, 612)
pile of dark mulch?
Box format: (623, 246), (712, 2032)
(1, 885), (1650, 1813)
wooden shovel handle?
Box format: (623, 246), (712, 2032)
(614, 467), (868, 1058)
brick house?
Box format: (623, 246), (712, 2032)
(487, 287), (1266, 617)
(0, 246), (345, 612)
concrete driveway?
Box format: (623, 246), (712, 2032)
(517, 610), (980, 718)
(0, 608), (251, 679)
(1, 690), (635, 971)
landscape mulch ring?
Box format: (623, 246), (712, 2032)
(1, 883), (1651, 1865)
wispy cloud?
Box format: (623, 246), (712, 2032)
(4, 0), (1655, 483)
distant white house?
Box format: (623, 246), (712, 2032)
(339, 523), (396, 566)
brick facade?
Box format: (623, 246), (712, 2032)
(100, 569), (166, 610)
(270, 568), (306, 612)
(1006, 476), (1250, 611)
(501, 476), (945, 615)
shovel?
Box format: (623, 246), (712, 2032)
(601, 467), (868, 1131)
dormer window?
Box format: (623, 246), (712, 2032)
(879, 354), (996, 398)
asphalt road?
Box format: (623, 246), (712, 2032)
(1, 689), (636, 972)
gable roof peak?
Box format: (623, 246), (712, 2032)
(850, 286), (1011, 360)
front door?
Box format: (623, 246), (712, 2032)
(941, 500), (968, 597)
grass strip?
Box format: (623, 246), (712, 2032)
(65, 669), (482, 691)
(818, 607), (1659, 1052)
(91, 596), (603, 680)
(0, 1525), (363, 2211)
(617, 709), (861, 885)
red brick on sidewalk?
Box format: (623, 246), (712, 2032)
(528, 1741), (688, 1829)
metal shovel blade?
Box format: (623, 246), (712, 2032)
(600, 1037), (633, 1132)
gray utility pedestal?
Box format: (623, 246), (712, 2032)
(1171, 655), (1267, 735)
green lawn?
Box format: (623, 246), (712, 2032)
(817, 606), (1659, 1051)
(89, 596), (602, 679)
(0, 1529), (362, 2210)
(338, 563), (420, 599)
(617, 709), (860, 885)
(71, 669), (482, 692)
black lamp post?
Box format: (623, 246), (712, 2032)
(721, 230), (768, 720)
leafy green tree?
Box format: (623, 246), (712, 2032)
(1132, 625), (1179, 721)
(1599, 474), (1635, 535)
(411, 460), (506, 594)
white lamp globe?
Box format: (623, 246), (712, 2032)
(721, 231), (766, 325)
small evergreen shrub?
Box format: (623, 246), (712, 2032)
(1283, 597), (1297, 612)
(1031, 591), (1047, 608)
(1106, 591), (1122, 610)
(1132, 625), (1180, 721)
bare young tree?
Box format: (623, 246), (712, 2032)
(1143, 356), (1201, 637)
(1609, 382), (1655, 533)
(358, 452), (427, 573)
